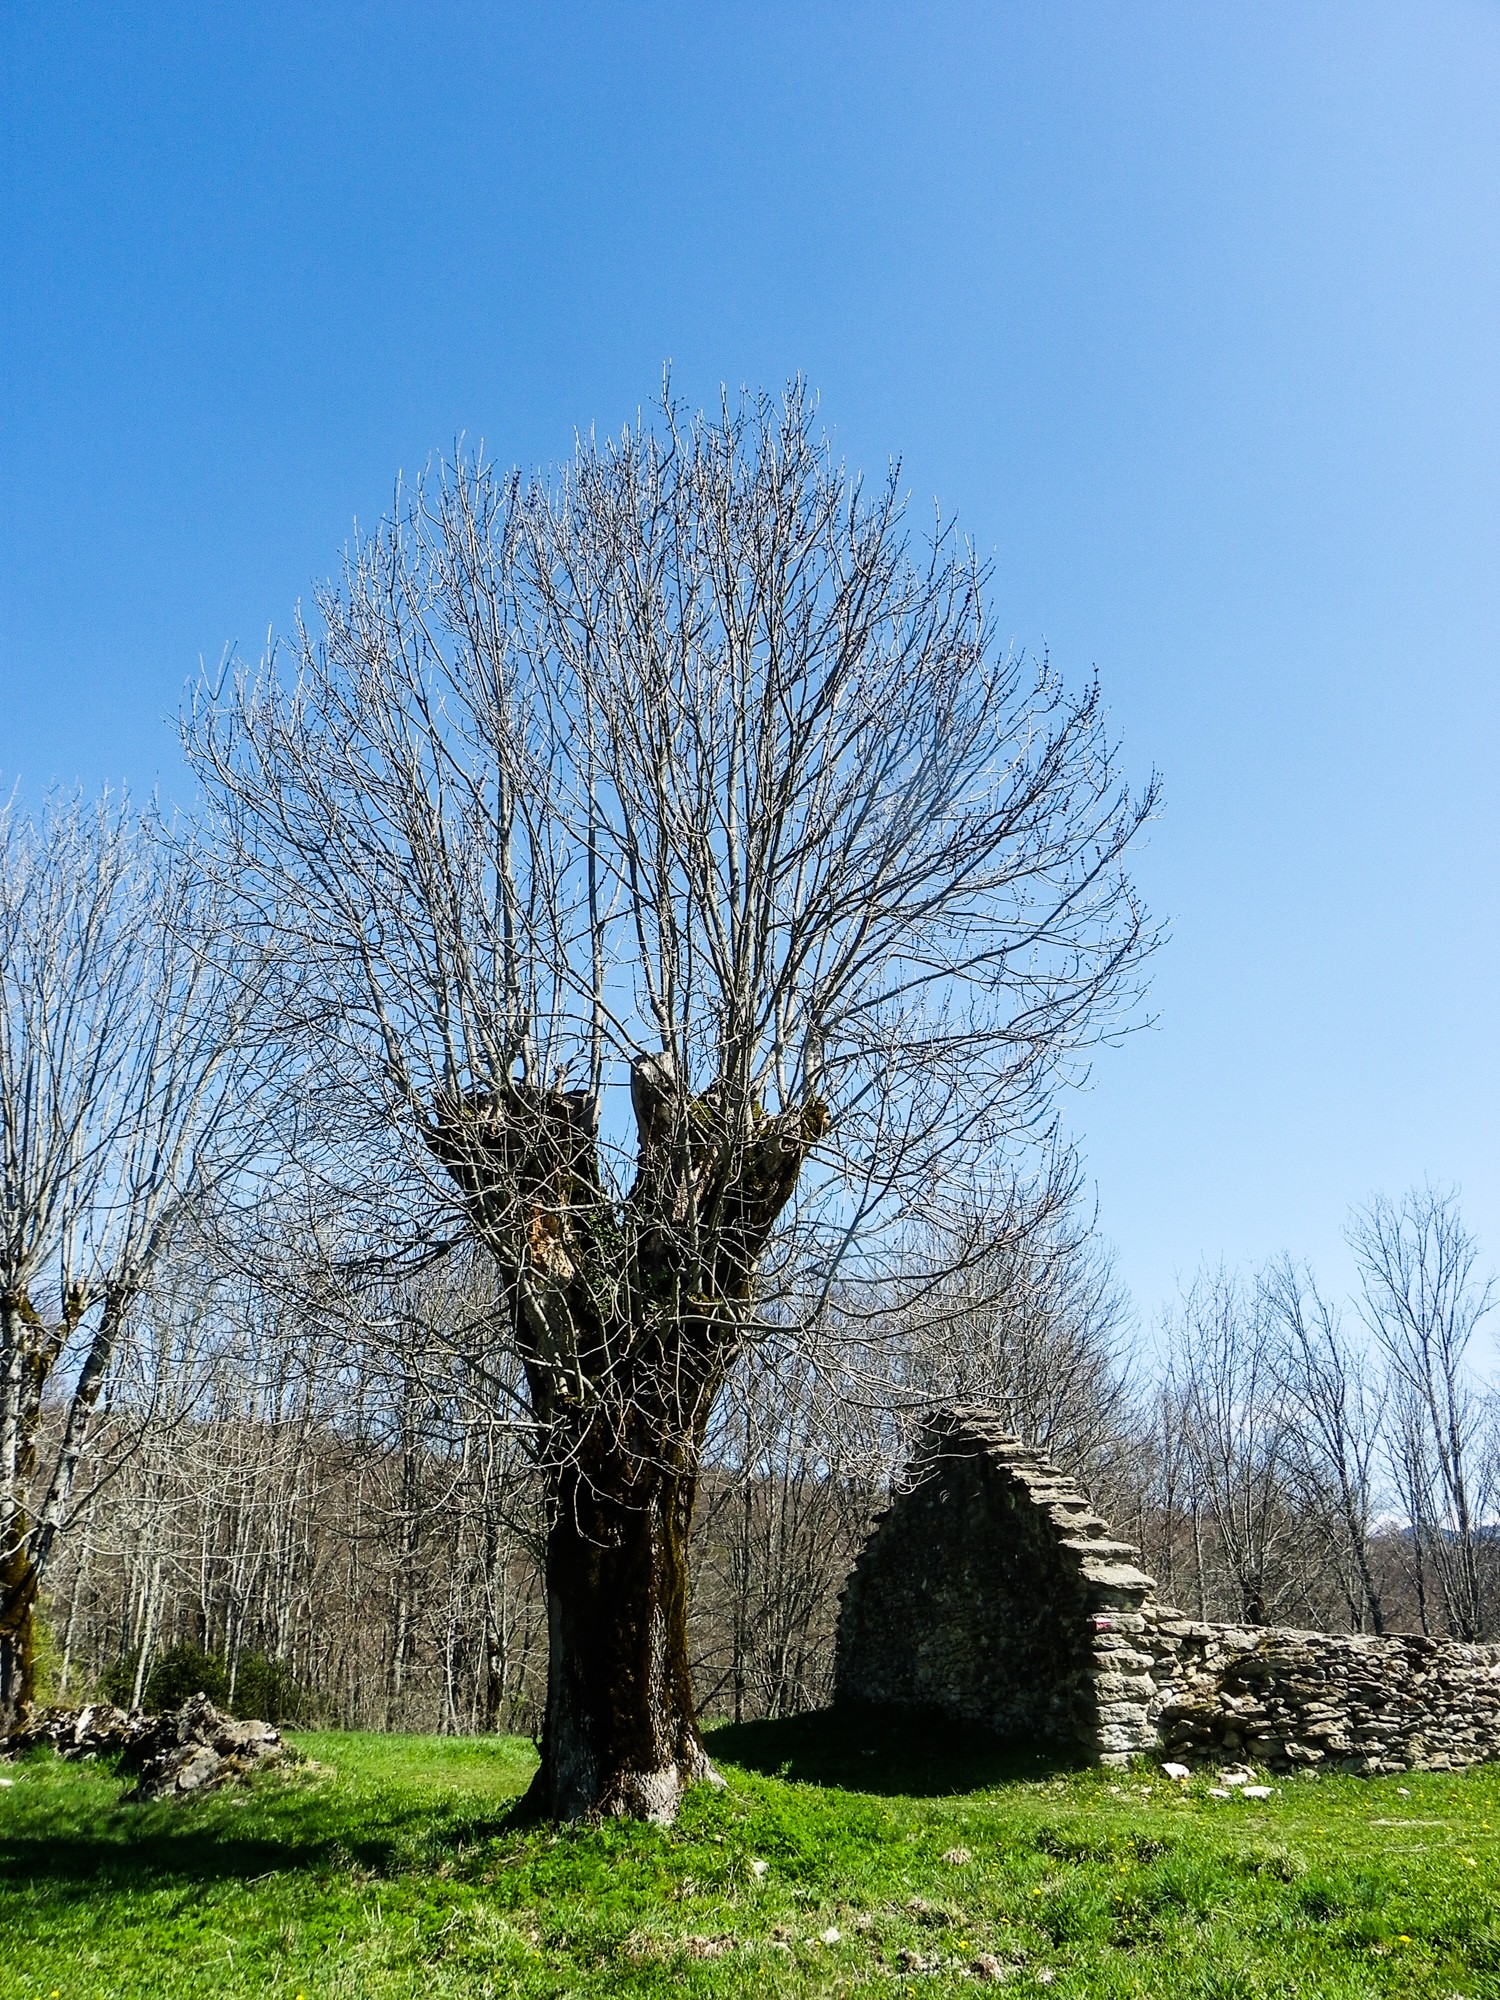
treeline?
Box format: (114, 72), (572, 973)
(39, 1181), (1500, 1732)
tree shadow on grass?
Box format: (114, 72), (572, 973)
(0, 1712), (1080, 1894)
(0, 1754), (519, 1893)
(704, 1703), (1086, 1797)
(0, 1810), (417, 1892)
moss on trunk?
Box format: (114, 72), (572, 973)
(0, 1539), (38, 1732)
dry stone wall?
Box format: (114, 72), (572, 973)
(833, 1406), (1500, 1774)
(834, 1407), (1160, 1764)
(1146, 1619), (1500, 1774)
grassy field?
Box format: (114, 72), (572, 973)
(2, 1712), (1499, 1998)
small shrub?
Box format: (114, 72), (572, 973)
(143, 1644), (229, 1711)
(95, 1653), (140, 1708)
(231, 1652), (315, 1725)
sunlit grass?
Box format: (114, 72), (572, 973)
(2, 1710), (1497, 1995)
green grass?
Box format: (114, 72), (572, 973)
(3, 1711), (1500, 1996)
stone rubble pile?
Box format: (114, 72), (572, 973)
(2, 1692), (293, 1799)
(2, 1699), (149, 1761)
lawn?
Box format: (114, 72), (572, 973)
(2, 1711), (1498, 1997)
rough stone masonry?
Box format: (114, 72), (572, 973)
(833, 1405), (1500, 1773)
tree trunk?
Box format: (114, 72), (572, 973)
(0, 1542), (38, 1732)
(428, 1064), (828, 1821)
(0, 1293), (40, 1733)
(521, 1450), (715, 1823)
(1, 1283), (121, 1732)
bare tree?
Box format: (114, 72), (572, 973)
(1164, 1269), (1313, 1626)
(896, 1165), (1136, 1497)
(47, 1219), (555, 1735)
(1132, 1376), (1205, 1615)
(1262, 1257), (1388, 1633)
(0, 795), (255, 1725)
(187, 383), (1157, 1819)
(1351, 1186), (1493, 1640)
(693, 1332), (880, 1724)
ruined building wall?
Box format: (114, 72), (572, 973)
(1144, 1618), (1500, 1774)
(834, 1408), (1160, 1764)
(833, 1406), (1500, 1773)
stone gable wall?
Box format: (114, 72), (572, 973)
(833, 1406), (1500, 1773)
(834, 1407), (1159, 1764)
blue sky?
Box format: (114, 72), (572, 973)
(3, 2), (1497, 1331)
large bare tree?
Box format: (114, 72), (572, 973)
(188, 383), (1157, 1819)
(0, 795), (253, 1726)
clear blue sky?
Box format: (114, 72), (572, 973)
(3, 2), (1497, 1332)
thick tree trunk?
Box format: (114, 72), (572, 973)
(521, 1449), (715, 1823)
(428, 1066), (828, 1820)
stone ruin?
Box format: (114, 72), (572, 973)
(2, 1692), (293, 1799)
(834, 1405), (1500, 1774)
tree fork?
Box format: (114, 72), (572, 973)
(428, 1068), (828, 1820)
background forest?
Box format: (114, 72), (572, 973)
(36, 1169), (1500, 1735)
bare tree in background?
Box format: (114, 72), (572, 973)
(693, 1337), (877, 1725)
(1351, 1187), (1493, 1640)
(896, 1164), (1135, 1497)
(187, 383), (1157, 1820)
(1262, 1257), (1387, 1633)
(1133, 1376), (1203, 1615)
(50, 1213), (552, 1735)
(0, 795), (254, 1726)
(1164, 1269), (1312, 1626)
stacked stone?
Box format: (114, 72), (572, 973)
(835, 1407), (1163, 1763)
(1149, 1626), (1500, 1774)
(122, 1692), (291, 1798)
(967, 1427), (1162, 1767)
(2, 1692), (293, 1799)
(3, 1700), (150, 1761)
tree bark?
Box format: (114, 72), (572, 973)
(1, 1282), (97, 1732)
(0, 1541), (38, 1732)
(521, 1447), (713, 1823)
